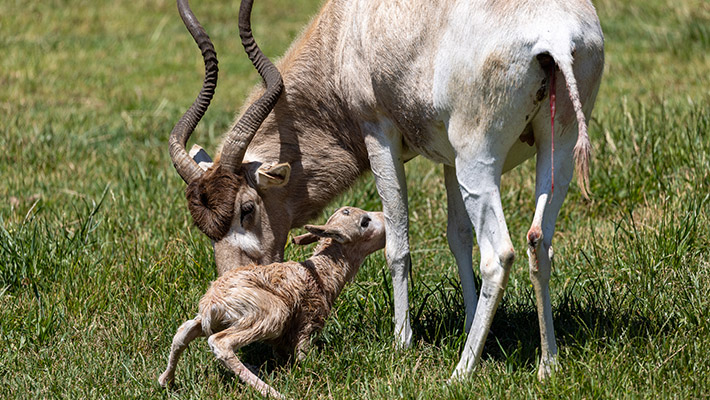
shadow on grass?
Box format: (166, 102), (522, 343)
(204, 273), (677, 384)
(410, 274), (675, 368)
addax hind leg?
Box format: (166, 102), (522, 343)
(158, 318), (204, 387)
(449, 133), (517, 381)
(445, 165), (478, 332)
(527, 111), (577, 380)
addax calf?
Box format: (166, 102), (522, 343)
(158, 207), (385, 398)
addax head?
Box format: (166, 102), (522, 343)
(169, 0), (286, 272)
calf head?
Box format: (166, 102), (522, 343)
(294, 207), (386, 264)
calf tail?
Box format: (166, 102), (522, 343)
(198, 297), (222, 337)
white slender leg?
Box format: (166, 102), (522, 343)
(450, 153), (515, 381)
(158, 318), (204, 387)
(527, 118), (576, 380)
(363, 121), (412, 348)
(527, 192), (558, 381)
(445, 165), (477, 332)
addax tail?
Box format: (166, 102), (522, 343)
(535, 40), (592, 200)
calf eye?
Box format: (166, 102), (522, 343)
(360, 216), (371, 228)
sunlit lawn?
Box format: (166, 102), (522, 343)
(1, 0), (708, 398)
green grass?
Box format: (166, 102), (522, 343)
(1, 0), (709, 398)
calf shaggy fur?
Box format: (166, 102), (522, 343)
(158, 207), (385, 398)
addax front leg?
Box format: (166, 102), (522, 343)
(363, 122), (412, 349)
(444, 165), (477, 332)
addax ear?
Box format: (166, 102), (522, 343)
(304, 224), (348, 244)
(256, 163), (291, 189)
(189, 144), (214, 171)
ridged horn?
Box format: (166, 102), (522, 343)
(219, 0), (284, 172)
(169, 0), (219, 184)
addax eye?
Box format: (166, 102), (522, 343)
(360, 216), (371, 228)
(240, 202), (255, 224)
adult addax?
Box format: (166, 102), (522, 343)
(167, 0), (604, 380)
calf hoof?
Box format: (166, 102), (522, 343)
(157, 371), (174, 388)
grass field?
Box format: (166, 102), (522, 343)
(2, 0), (709, 398)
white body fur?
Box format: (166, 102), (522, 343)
(326, 0), (604, 379)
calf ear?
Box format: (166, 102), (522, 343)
(304, 224), (348, 244)
(189, 144), (214, 171)
(292, 232), (319, 246)
(256, 163), (291, 189)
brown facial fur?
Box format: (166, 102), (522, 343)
(185, 166), (243, 241)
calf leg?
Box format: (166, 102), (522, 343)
(445, 165), (478, 332)
(363, 121), (413, 349)
(158, 318), (204, 387)
(208, 326), (285, 399)
(294, 325), (316, 362)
